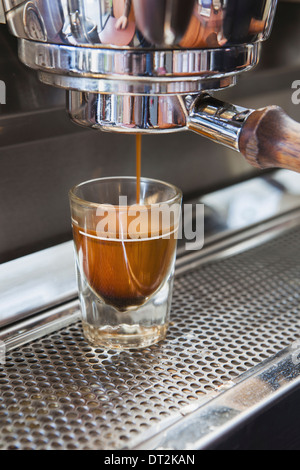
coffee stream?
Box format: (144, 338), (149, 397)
(136, 134), (142, 204)
(72, 134), (177, 311)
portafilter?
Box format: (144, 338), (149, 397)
(2, 0), (300, 172)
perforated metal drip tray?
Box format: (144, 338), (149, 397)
(1, 171), (300, 450)
(0, 224), (299, 450)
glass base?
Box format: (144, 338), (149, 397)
(82, 322), (168, 349)
(77, 269), (174, 350)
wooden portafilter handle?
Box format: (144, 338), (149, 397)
(187, 94), (300, 173)
(239, 106), (300, 173)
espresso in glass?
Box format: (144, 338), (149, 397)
(69, 177), (182, 350)
(73, 222), (177, 311)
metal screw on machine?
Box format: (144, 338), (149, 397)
(2, 0), (300, 172)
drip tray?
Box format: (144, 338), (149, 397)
(0, 223), (300, 450)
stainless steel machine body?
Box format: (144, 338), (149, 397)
(1, 0), (300, 451)
(1, 0), (278, 134)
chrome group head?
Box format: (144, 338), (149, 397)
(3, 0), (278, 132)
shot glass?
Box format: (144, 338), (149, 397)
(69, 177), (182, 349)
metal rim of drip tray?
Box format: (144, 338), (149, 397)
(0, 170), (300, 450)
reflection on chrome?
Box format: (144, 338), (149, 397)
(2, 0), (278, 134)
(4, 0), (277, 48)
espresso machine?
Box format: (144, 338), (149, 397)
(1, 0), (300, 172)
(1, 0), (300, 451)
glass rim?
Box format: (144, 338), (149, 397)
(69, 176), (183, 210)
